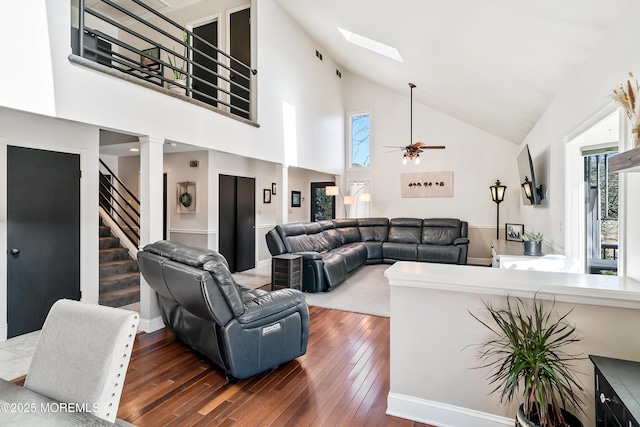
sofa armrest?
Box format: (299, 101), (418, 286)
(294, 251), (323, 261)
(453, 237), (469, 246)
(237, 289), (306, 325)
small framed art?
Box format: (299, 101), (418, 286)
(291, 191), (301, 207)
(263, 189), (271, 203)
(505, 223), (524, 241)
(271, 183), (277, 195)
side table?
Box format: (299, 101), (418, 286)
(271, 254), (302, 291)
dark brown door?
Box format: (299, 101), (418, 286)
(229, 7), (251, 119)
(192, 20), (218, 106)
(7, 146), (80, 338)
(218, 174), (255, 272)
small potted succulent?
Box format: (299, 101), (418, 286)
(470, 296), (585, 427)
(522, 231), (543, 256)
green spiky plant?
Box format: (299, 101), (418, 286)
(522, 231), (544, 243)
(470, 297), (585, 426)
(167, 30), (189, 80)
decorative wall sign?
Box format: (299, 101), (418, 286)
(401, 171), (453, 198)
(177, 181), (196, 213)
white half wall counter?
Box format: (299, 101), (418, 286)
(385, 262), (640, 427)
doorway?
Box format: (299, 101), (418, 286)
(310, 182), (335, 221)
(584, 149), (619, 275)
(229, 6), (251, 119)
(192, 19), (219, 107)
(219, 174), (255, 272)
(7, 146), (81, 337)
(565, 108), (623, 274)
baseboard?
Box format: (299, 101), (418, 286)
(0, 323), (6, 341)
(386, 392), (512, 427)
(138, 316), (164, 333)
(257, 258), (271, 268)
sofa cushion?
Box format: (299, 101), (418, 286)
(382, 242), (418, 261)
(421, 218), (462, 245)
(387, 218), (422, 244)
(362, 241), (383, 262)
(321, 252), (348, 289)
(358, 217), (389, 242)
(334, 243), (367, 272)
(333, 219), (362, 244)
(322, 228), (343, 249)
(418, 244), (461, 264)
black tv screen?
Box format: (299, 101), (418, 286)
(517, 144), (542, 205)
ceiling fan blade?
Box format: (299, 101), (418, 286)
(382, 145), (405, 148)
(422, 145), (446, 149)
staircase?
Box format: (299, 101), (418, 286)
(99, 219), (140, 308)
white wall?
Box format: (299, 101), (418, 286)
(343, 75), (521, 258)
(521, 0), (640, 267)
(286, 167), (335, 224)
(0, 108), (100, 339)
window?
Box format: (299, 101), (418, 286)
(348, 111), (371, 169)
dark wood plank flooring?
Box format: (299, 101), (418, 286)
(115, 306), (432, 426)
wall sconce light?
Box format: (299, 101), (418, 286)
(489, 179), (506, 239)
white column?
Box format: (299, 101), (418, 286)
(138, 136), (164, 332)
(276, 164), (289, 224)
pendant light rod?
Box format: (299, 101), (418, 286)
(409, 83), (415, 147)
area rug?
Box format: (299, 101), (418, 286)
(303, 264), (390, 317)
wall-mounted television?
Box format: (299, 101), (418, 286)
(517, 144), (544, 205)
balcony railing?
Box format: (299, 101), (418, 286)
(73, 0), (256, 120)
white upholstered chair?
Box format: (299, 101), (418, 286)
(23, 299), (139, 423)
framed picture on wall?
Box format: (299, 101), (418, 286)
(272, 182), (277, 195)
(291, 191), (301, 207)
(263, 189), (271, 203)
(505, 223), (524, 241)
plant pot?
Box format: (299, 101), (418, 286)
(167, 78), (186, 94)
(516, 404), (583, 427)
(523, 241), (542, 256)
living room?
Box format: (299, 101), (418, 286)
(1, 0), (640, 426)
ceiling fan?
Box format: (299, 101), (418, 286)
(384, 83), (445, 165)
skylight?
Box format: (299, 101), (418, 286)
(338, 28), (403, 63)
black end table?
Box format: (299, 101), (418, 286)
(271, 254), (302, 291)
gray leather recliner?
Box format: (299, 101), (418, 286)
(137, 240), (309, 380)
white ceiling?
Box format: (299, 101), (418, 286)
(274, 0), (630, 144)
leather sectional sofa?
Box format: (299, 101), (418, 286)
(266, 217), (469, 293)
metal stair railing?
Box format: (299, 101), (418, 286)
(99, 159), (140, 247)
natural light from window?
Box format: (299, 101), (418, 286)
(349, 112), (371, 169)
(338, 28), (403, 62)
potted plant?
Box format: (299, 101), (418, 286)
(522, 231), (543, 256)
(166, 30), (188, 93)
(470, 297), (585, 427)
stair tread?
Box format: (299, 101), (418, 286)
(100, 259), (138, 268)
(101, 285), (139, 297)
(100, 272), (140, 284)
(99, 247), (128, 253)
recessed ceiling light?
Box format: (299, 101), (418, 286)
(338, 27), (403, 63)
(129, 148), (139, 152)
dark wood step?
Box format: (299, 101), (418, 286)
(99, 225), (111, 238)
(99, 259), (139, 278)
(100, 272), (140, 293)
(99, 285), (140, 308)
(99, 236), (120, 249)
(99, 247), (130, 263)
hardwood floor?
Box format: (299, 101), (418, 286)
(115, 306), (433, 426)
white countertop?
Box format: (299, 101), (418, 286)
(384, 261), (640, 309)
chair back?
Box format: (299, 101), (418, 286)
(24, 299), (139, 422)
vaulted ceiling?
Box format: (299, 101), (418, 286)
(274, 0), (630, 144)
